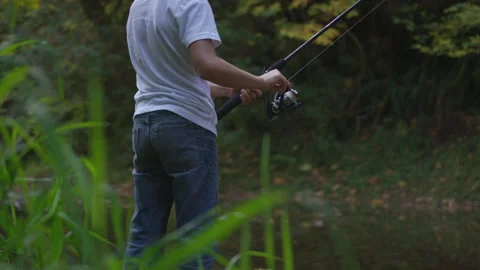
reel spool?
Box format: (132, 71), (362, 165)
(266, 88), (303, 120)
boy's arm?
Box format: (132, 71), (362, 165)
(175, 0), (289, 92)
(208, 81), (233, 98)
(208, 81), (263, 104)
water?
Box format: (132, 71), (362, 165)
(7, 184), (478, 270)
(113, 187), (480, 270)
(216, 197), (480, 270)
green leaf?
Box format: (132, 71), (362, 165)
(0, 40), (39, 56)
(406, 3), (480, 58)
(54, 121), (105, 134)
(0, 66), (28, 105)
(57, 212), (117, 248)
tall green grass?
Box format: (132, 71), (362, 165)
(0, 40), (361, 269)
(0, 41), (302, 269)
(86, 71), (108, 240)
(260, 133), (276, 270)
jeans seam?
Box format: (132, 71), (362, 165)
(201, 134), (217, 211)
(132, 127), (142, 159)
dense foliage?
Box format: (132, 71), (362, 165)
(2, 0), (479, 149)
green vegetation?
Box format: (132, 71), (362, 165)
(0, 42), (295, 269)
(1, 0), (480, 269)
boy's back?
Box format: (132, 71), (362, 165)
(126, 0), (222, 135)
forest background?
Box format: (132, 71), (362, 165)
(1, 0), (480, 269)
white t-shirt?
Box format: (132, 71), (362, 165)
(126, 0), (222, 136)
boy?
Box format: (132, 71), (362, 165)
(124, 0), (290, 269)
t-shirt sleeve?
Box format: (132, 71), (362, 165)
(174, 0), (222, 48)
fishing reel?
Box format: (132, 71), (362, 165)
(265, 87), (303, 120)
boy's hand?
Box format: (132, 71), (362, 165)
(231, 88), (263, 105)
(259, 69), (291, 93)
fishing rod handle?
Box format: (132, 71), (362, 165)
(216, 93), (242, 121)
(216, 58), (288, 121)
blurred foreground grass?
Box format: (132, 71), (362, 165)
(0, 41), (305, 269)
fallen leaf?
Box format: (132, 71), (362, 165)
(330, 164), (339, 170)
(222, 168), (236, 175)
(335, 173), (344, 183)
(299, 163), (312, 171)
(398, 181), (408, 188)
(371, 199), (383, 208)
(313, 220), (324, 227)
(273, 177), (285, 185)
(345, 196), (356, 203)
(410, 118), (417, 127)
(312, 168), (328, 184)
(367, 177), (378, 184)
(300, 222), (312, 228)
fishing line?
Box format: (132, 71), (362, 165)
(288, 0), (388, 81)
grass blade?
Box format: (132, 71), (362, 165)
(260, 132), (275, 270)
(87, 73), (108, 239)
(49, 217), (65, 262)
(151, 189), (291, 269)
(57, 212), (116, 248)
(38, 185), (61, 224)
(239, 224), (252, 270)
(0, 66), (28, 105)
(0, 40), (39, 56)
(8, 0), (18, 32)
(226, 251), (282, 270)
(280, 209), (294, 270)
(205, 248), (231, 268)
(109, 191), (126, 249)
(57, 75), (64, 100)
(54, 121), (105, 134)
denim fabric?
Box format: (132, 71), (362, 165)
(123, 110), (218, 270)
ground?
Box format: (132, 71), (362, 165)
(9, 118), (480, 269)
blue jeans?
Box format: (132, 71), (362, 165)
(123, 110), (218, 270)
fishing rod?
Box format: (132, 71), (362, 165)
(216, 0), (386, 121)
